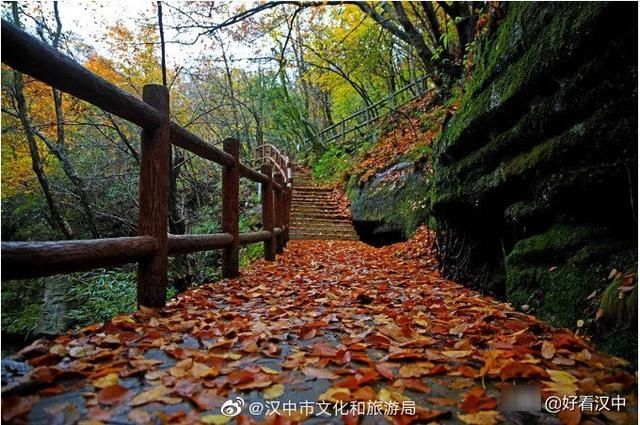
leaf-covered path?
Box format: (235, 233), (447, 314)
(3, 229), (636, 425)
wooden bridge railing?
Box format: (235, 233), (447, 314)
(252, 143), (291, 182)
(309, 75), (429, 147)
(0, 20), (292, 308)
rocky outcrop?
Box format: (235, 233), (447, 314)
(348, 160), (432, 246)
(433, 2), (637, 359)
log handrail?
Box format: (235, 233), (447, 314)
(252, 143), (291, 184)
(307, 75), (429, 147)
(0, 19), (292, 307)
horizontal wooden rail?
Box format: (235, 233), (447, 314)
(1, 236), (159, 280)
(168, 233), (233, 255)
(170, 124), (234, 166)
(252, 143), (290, 184)
(1, 20), (163, 130)
(310, 75), (429, 146)
(0, 20), (293, 307)
(239, 230), (272, 245)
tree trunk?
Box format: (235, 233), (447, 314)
(12, 69), (73, 239)
(49, 88), (100, 238)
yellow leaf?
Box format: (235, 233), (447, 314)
(318, 387), (350, 402)
(129, 385), (171, 406)
(192, 362), (216, 378)
(458, 410), (501, 425)
(50, 344), (67, 356)
(378, 387), (411, 403)
(200, 414), (231, 425)
(263, 384), (284, 400)
(93, 373), (119, 389)
(442, 350), (472, 359)
(543, 369), (578, 395)
(259, 366), (281, 375)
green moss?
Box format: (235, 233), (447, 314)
(600, 273), (638, 325)
(505, 223), (637, 360)
(438, 2), (607, 155)
(349, 164), (432, 238)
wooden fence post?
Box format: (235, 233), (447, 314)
(274, 174), (284, 254)
(138, 84), (170, 308)
(284, 185), (291, 246)
(261, 164), (276, 261)
(222, 138), (239, 278)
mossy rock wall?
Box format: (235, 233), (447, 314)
(348, 161), (432, 244)
(433, 2), (637, 359)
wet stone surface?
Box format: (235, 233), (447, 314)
(1, 232), (636, 424)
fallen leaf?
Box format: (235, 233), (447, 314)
(129, 385), (172, 406)
(97, 385), (130, 406)
(201, 414), (231, 425)
(460, 387), (497, 413)
(541, 341), (556, 360)
(458, 410), (501, 425)
(318, 387), (350, 402)
(93, 373), (119, 389)
(263, 384), (284, 399)
(302, 367), (339, 380)
(543, 369), (578, 395)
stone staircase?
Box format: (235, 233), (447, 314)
(289, 167), (359, 241)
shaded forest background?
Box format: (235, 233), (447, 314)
(2, 1), (492, 344)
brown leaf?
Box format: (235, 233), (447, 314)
(97, 385), (130, 406)
(1, 395), (39, 421)
(541, 341), (556, 360)
(129, 385), (172, 406)
(301, 367), (339, 380)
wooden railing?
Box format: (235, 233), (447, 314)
(311, 76), (429, 146)
(252, 143), (291, 182)
(0, 20), (292, 308)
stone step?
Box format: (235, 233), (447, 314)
(289, 233), (360, 241)
(291, 219), (353, 225)
(291, 208), (341, 214)
(289, 229), (358, 237)
(293, 187), (333, 192)
(290, 224), (355, 232)
(291, 213), (347, 220)
(291, 202), (340, 208)
(291, 196), (336, 202)
(292, 194), (333, 199)
(292, 193), (334, 198)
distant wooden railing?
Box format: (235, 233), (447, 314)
(311, 76), (429, 146)
(0, 20), (292, 308)
(252, 143), (291, 182)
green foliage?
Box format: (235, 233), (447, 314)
(1, 278), (45, 338)
(240, 243), (264, 269)
(65, 269), (177, 326)
(192, 206), (221, 234)
(311, 143), (352, 184)
(3, 303), (42, 337)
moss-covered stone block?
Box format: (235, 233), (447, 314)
(433, 1), (637, 360)
(348, 162), (432, 241)
(506, 223), (637, 360)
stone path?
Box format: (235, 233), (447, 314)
(1, 232), (636, 425)
(289, 167), (359, 241)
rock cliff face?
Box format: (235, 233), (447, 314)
(433, 2), (637, 358)
(349, 161), (432, 246)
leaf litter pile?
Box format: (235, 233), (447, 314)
(2, 227), (636, 424)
